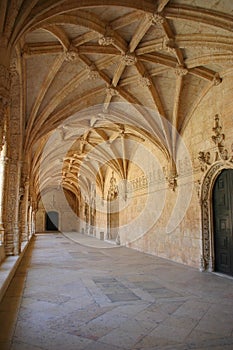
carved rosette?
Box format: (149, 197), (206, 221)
(147, 13), (165, 25)
(121, 53), (137, 66)
(175, 64), (188, 77)
(98, 36), (114, 46)
(163, 38), (177, 53)
(86, 64), (99, 80)
(138, 75), (151, 87)
(64, 50), (79, 62)
(106, 87), (119, 97)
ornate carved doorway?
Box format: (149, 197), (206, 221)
(213, 169), (233, 276)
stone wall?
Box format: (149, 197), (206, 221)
(128, 73), (233, 268)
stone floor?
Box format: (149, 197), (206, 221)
(0, 232), (233, 350)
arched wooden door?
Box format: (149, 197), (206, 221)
(213, 169), (233, 276)
(46, 211), (59, 231)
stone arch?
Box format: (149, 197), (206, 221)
(200, 161), (233, 272)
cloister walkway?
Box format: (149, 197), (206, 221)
(0, 232), (233, 350)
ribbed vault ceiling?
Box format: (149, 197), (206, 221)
(1, 0), (233, 199)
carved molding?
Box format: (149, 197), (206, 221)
(199, 114), (233, 271)
(200, 162), (233, 271)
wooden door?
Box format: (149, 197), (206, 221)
(213, 169), (233, 276)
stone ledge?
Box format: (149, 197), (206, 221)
(0, 237), (33, 303)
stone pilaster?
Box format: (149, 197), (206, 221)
(0, 51), (11, 149)
(4, 158), (22, 255)
(4, 57), (22, 256)
(0, 155), (8, 245)
(20, 178), (29, 242)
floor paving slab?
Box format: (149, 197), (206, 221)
(0, 232), (233, 349)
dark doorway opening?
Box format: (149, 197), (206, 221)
(46, 211), (59, 231)
(213, 169), (233, 276)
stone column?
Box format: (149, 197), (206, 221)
(0, 61), (10, 153)
(0, 58), (11, 251)
(4, 158), (22, 255)
(0, 154), (7, 245)
(20, 178), (29, 242)
(4, 58), (23, 256)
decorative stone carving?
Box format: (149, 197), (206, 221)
(138, 75), (151, 87)
(175, 64), (188, 76)
(98, 26), (115, 46)
(212, 72), (222, 86)
(199, 114), (233, 271)
(163, 38), (177, 53)
(230, 143), (233, 162)
(0, 64), (11, 97)
(108, 171), (118, 200)
(164, 162), (178, 191)
(0, 64), (10, 152)
(10, 58), (19, 79)
(106, 87), (119, 97)
(198, 151), (211, 172)
(200, 162), (222, 271)
(147, 13), (165, 25)
(98, 35), (114, 46)
(212, 114), (229, 161)
(167, 173), (177, 191)
(198, 114), (231, 172)
(86, 64), (99, 80)
(64, 49), (79, 62)
(121, 53), (137, 66)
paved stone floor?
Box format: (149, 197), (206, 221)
(0, 233), (233, 350)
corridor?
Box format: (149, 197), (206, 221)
(0, 233), (233, 350)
